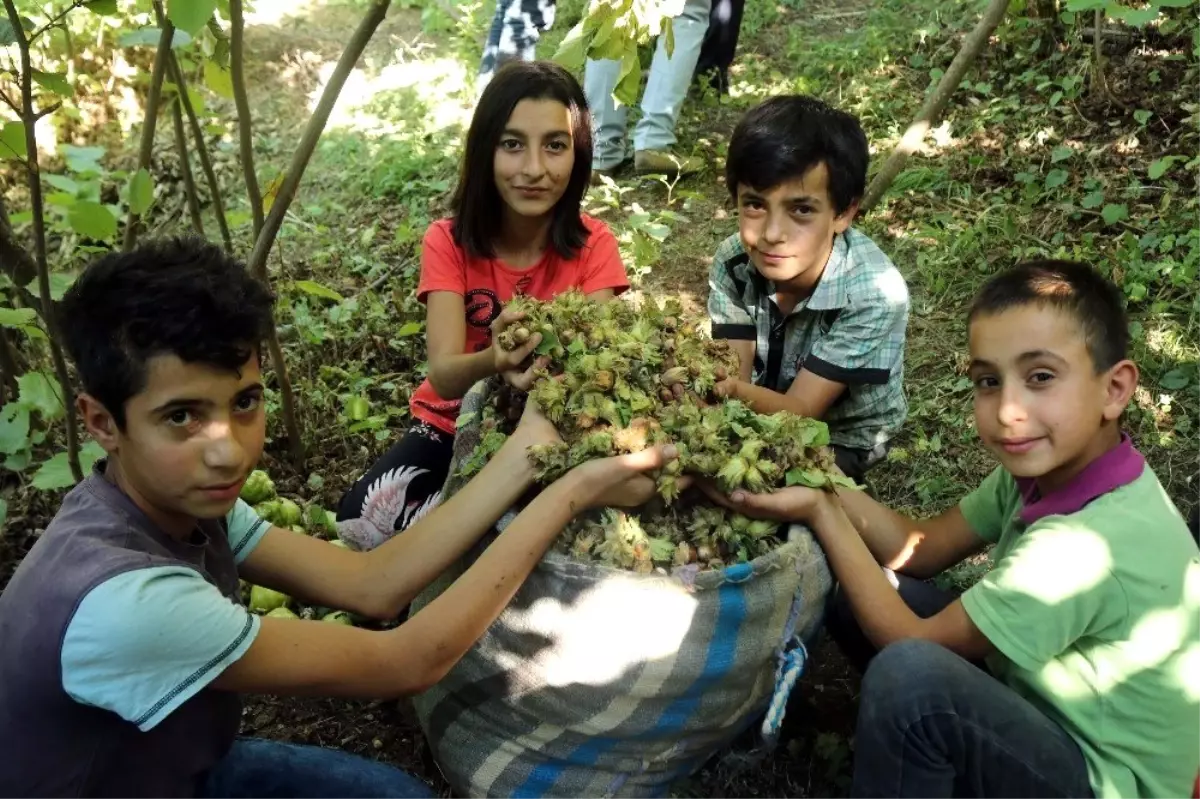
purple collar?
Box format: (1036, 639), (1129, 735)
(1016, 434), (1145, 525)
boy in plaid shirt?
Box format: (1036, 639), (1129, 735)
(708, 96), (909, 483)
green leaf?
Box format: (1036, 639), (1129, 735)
(535, 328), (562, 356)
(1081, 189), (1104, 209)
(1064, 0), (1106, 9)
(18, 325), (44, 340)
(1161, 367), (1196, 390)
(553, 21), (588, 71)
(344, 395), (369, 422)
(18, 372), (64, 420)
(1044, 169), (1069, 190)
(1050, 145), (1073, 163)
(396, 321), (423, 337)
(85, 0), (120, 15)
(1101, 203), (1129, 225)
(4, 450), (31, 471)
(0, 403), (30, 455)
(69, 201), (118, 241)
(49, 271), (77, 301)
(1133, 109), (1152, 125)
(61, 144), (105, 173)
(203, 59), (234, 99)
(32, 441), (104, 491)
(785, 468), (828, 488)
(0, 122), (27, 160)
(0, 497), (7, 529)
(169, 0), (218, 34)
(0, 18), (16, 45)
(45, 174), (79, 194)
(32, 71), (72, 97)
(118, 27), (193, 48)
(613, 48), (641, 109)
(0, 308), (36, 327)
(128, 168), (154, 215)
(1111, 6), (1158, 25)
(294, 280), (343, 302)
(45, 191), (77, 208)
(455, 411), (478, 430)
(1148, 156), (1183, 180)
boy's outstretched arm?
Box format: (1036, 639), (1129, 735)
(702, 483), (993, 659)
(217, 430), (676, 699)
(239, 413), (547, 620)
(717, 371), (845, 421)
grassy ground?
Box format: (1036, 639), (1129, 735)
(1, 0), (1196, 795)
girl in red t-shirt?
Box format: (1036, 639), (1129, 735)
(337, 61), (630, 551)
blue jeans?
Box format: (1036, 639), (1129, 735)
(584, 0), (712, 168)
(827, 575), (1094, 798)
(200, 738), (434, 798)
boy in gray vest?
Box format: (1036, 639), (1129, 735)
(0, 237), (675, 797)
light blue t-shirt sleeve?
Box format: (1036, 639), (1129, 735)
(60, 566), (260, 731)
(226, 498), (270, 564)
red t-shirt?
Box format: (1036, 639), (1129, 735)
(409, 214), (630, 433)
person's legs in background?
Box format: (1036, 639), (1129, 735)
(584, 0), (711, 177)
(632, 0), (712, 173)
(477, 0), (557, 94)
(694, 0), (744, 95)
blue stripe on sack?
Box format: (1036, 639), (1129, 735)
(510, 571), (750, 797)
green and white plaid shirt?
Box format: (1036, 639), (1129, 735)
(707, 227), (909, 452)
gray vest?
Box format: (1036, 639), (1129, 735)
(0, 463), (243, 797)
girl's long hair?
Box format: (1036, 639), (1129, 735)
(450, 60), (593, 261)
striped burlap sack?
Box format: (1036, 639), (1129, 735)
(411, 379), (833, 798)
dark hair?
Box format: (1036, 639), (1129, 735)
(725, 95), (869, 215)
(60, 237), (275, 428)
(451, 60), (593, 260)
(968, 260), (1130, 372)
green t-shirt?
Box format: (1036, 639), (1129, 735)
(959, 466), (1200, 799)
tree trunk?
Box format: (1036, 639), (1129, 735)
(230, 0), (264, 237)
(0, 327), (21, 403)
(245, 0), (393, 279)
(0, 193), (44, 314)
(121, 19), (172, 251)
(2, 0), (83, 482)
(243, 0), (393, 468)
(150, 2), (233, 251)
(861, 0), (1009, 213)
(171, 96), (205, 234)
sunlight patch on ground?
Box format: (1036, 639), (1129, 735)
(245, 0), (325, 27)
(310, 55), (474, 136)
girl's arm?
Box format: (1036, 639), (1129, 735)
(425, 291), (542, 399)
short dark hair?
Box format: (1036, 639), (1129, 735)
(725, 95), (869, 215)
(60, 237), (275, 428)
(968, 260), (1130, 372)
(451, 60), (593, 260)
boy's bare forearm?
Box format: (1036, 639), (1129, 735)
(395, 474), (583, 685)
(359, 436), (538, 616)
(428, 349), (495, 400)
(832, 486), (924, 571)
(222, 473), (585, 701)
(730, 381), (818, 418)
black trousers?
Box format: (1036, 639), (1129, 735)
(336, 421), (455, 543)
(694, 0), (745, 93)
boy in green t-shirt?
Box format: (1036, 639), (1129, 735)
(704, 260), (1199, 797)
